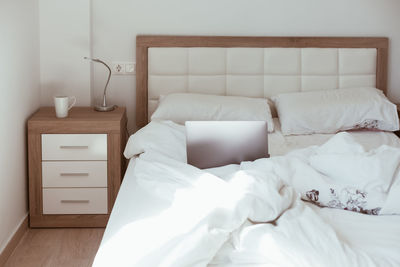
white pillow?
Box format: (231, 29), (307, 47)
(272, 87), (399, 135)
(151, 93), (274, 132)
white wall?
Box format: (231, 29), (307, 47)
(0, 0), (40, 253)
(90, 0), (400, 132)
(39, 0), (91, 107)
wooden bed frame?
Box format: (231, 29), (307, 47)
(136, 35), (388, 128)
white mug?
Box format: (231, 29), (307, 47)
(54, 96), (76, 118)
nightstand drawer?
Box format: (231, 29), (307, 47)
(42, 134), (107, 160)
(42, 161), (107, 188)
(43, 188), (108, 214)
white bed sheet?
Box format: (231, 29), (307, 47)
(97, 119), (400, 266)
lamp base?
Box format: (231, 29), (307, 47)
(94, 105), (116, 112)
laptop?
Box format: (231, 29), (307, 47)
(185, 121), (269, 169)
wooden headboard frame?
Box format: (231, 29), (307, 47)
(136, 35), (388, 128)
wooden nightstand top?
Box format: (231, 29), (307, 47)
(28, 107), (127, 134)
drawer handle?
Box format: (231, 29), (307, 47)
(59, 145), (89, 149)
(60, 173), (89, 177)
(60, 200), (90, 204)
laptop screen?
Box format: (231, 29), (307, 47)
(185, 121), (269, 169)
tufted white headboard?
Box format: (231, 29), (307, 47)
(136, 36), (388, 128)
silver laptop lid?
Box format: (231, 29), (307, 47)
(185, 121), (269, 169)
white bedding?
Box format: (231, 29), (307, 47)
(94, 120), (400, 267)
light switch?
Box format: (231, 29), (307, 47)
(125, 63), (136, 74)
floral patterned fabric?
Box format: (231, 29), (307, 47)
(353, 119), (380, 130)
(306, 188), (381, 215)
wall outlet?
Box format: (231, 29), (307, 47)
(112, 62), (125, 74)
(112, 62), (135, 75)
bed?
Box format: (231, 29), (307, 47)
(93, 36), (400, 267)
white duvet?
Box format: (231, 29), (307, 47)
(94, 121), (400, 267)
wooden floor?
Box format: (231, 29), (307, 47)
(4, 228), (104, 267)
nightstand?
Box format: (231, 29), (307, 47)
(27, 107), (127, 228)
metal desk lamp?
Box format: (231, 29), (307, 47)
(84, 57), (116, 112)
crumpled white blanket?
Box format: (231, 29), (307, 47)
(241, 132), (400, 216)
(93, 122), (400, 267)
(94, 153), (296, 267)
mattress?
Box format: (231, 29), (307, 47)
(95, 119), (400, 266)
